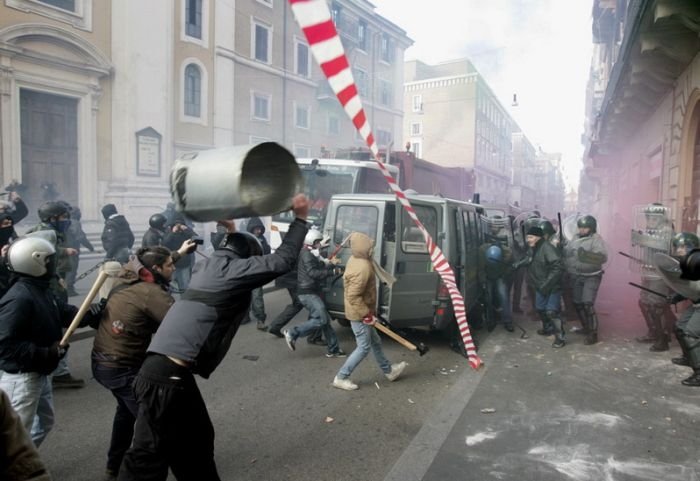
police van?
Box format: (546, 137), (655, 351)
(321, 193), (485, 332)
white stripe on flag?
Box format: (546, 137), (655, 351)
(343, 96), (363, 120)
(359, 122), (371, 141)
(310, 36), (345, 65)
(327, 69), (355, 97)
(290, 0), (331, 28)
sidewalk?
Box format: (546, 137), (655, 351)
(385, 318), (700, 481)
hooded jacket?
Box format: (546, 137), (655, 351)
(92, 258), (175, 368)
(0, 276), (77, 374)
(147, 218), (307, 378)
(101, 214), (135, 259)
(527, 237), (563, 295)
(343, 232), (377, 321)
(246, 217), (271, 255)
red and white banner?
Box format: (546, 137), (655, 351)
(289, 0), (482, 369)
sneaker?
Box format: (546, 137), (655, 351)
(52, 373), (85, 389)
(268, 329), (284, 338)
(283, 329), (296, 351)
(256, 320), (268, 331)
(325, 350), (347, 358)
(332, 376), (358, 391)
(552, 339), (566, 349)
(385, 361), (408, 382)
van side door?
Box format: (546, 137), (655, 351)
(388, 200), (441, 328)
(460, 207), (482, 313)
(322, 199), (385, 319)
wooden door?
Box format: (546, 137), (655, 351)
(20, 89), (78, 218)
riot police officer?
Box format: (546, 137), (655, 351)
(564, 215), (608, 345)
(142, 213), (168, 248)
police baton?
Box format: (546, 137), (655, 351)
(628, 281), (667, 299)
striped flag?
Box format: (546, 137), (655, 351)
(289, 0), (482, 370)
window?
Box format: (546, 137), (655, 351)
(412, 94), (423, 112)
(334, 205), (378, 244)
(380, 34), (393, 63)
(252, 19), (271, 64)
(37, 0), (75, 10)
(353, 68), (368, 97)
(379, 80), (392, 107)
(358, 19), (368, 51)
(401, 205), (437, 253)
(184, 64), (201, 117)
(410, 141), (422, 158)
(295, 104), (310, 129)
(377, 129), (392, 146)
(251, 92), (271, 121)
(185, 0), (202, 39)
(294, 144), (312, 158)
(295, 40), (310, 78)
(328, 115), (340, 135)
(410, 122), (422, 136)
(331, 2), (341, 25)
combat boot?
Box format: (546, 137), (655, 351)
(536, 311), (555, 336)
(635, 302), (656, 343)
(548, 311), (566, 348)
(680, 334), (700, 387)
(672, 327), (691, 366)
(583, 305), (598, 345)
(649, 334), (669, 352)
(571, 304), (589, 335)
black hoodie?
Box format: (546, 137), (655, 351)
(246, 217), (271, 255)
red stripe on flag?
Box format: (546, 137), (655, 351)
(302, 20), (337, 45)
(351, 109), (365, 130)
(365, 132), (374, 146)
(337, 83), (358, 107)
(321, 55), (349, 80)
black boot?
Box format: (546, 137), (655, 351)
(650, 334), (669, 352)
(548, 311), (566, 348)
(583, 305), (598, 345)
(672, 327), (691, 366)
(679, 332), (700, 387)
(572, 304), (589, 335)
(536, 310), (554, 336)
(635, 301), (656, 343)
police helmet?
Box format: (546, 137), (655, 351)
(220, 232), (263, 258)
(576, 215), (597, 233)
(7, 237), (56, 277)
(643, 203), (666, 215)
(672, 232), (700, 250)
(485, 245), (502, 264)
(538, 219), (556, 237)
(37, 201), (69, 222)
(149, 213), (167, 230)
(304, 229), (324, 247)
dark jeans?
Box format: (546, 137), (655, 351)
(118, 355), (220, 481)
(268, 288), (303, 333)
(92, 358), (139, 474)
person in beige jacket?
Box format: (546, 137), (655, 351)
(332, 232), (407, 391)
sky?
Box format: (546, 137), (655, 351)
(372, 0), (594, 191)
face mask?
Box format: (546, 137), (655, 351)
(54, 219), (71, 233)
(0, 226), (13, 246)
(310, 248), (321, 258)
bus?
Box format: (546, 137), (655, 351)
(270, 158), (400, 247)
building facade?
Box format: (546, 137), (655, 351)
(0, 0), (411, 235)
(510, 131), (538, 210)
(582, 0), (700, 240)
(403, 59), (517, 206)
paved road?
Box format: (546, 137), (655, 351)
(41, 265), (469, 481)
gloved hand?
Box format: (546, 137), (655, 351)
(81, 298), (107, 329)
(667, 293), (685, 304)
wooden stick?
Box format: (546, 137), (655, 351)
(60, 261), (120, 346)
(373, 321), (417, 351)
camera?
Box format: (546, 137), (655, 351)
(192, 237), (204, 245)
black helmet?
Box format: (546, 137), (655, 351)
(38, 201), (68, 222)
(220, 232), (263, 258)
(149, 213), (167, 230)
(577, 215), (597, 233)
(672, 232), (700, 250)
(538, 219), (556, 237)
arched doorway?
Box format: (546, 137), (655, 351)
(679, 89), (700, 235)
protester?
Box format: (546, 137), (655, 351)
(244, 217), (271, 329)
(101, 204), (135, 264)
(332, 232), (407, 391)
(162, 215), (197, 293)
(92, 242), (192, 481)
(117, 194), (309, 481)
(64, 206), (95, 297)
(0, 237), (101, 446)
(283, 229), (345, 358)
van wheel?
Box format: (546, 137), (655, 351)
(336, 318), (350, 327)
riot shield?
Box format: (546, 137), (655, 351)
(480, 214), (514, 248)
(562, 213), (580, 243)
(653, 253), (700, 301)
(512, 211), (540, 250)
(630, 204), (673, 277)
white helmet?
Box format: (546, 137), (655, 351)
(304, 229), (323, 246)
(7, 237), (56, 277)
